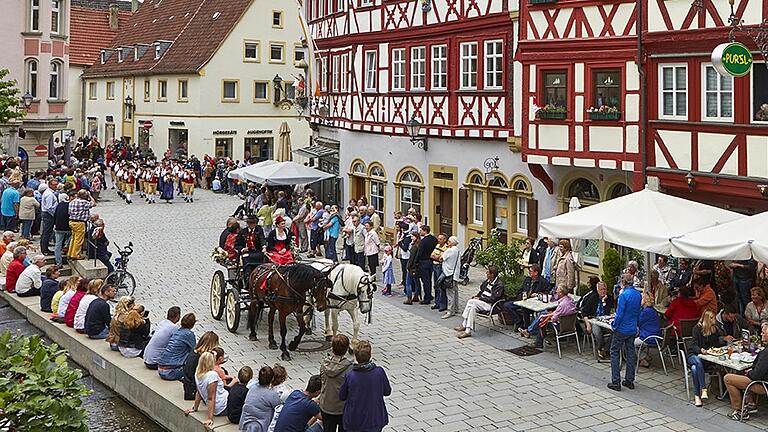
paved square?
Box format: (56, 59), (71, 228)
(94, 189), (762, 432)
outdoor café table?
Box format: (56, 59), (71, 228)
(513, 294), (581, 313)
(588, 316), (615, 362)
(698, 350), (754, 399)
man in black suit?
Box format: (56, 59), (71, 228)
(235, 215), (266, 279)
(415, 225), (438, 305)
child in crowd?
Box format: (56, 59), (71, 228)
(40, 266), (62, 313)
(268, 364), (291, 432)
(213, 347), (235, 387)
(51, 276), (80, 321)
(381, 246), (394, 296)
(227, 366), (253, 425)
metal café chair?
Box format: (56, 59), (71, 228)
(740, 381), (768, 422)
(551, 313), (582, 359)
(636, 324), (676, 375)
(676, 318), (699, 352)
(679, 349), (720, 401)
(475, 298), (506, 335)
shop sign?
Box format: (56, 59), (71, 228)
(170, 121), (185, 126)
(105, 115), (114, 123)
(213, 129), (237, 135)
(711, 42), (753, 77)
(246, 129), (273, 135)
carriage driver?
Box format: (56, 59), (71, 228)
(234, 214), (267, 279)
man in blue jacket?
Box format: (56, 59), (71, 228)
(608, 273), (642, 391)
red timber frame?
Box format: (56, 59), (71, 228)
(309, 0), (515, 139)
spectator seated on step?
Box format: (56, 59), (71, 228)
(0, 230), (16, 258)
(16, 254), (45, 297)
(226, 366), (252, 425)
(5, 246), (28, 294)
(212, 177), (222, 193)
(501, 264), (548, 331)
(39, 265), (62, 312)
(143, 306), (182, 370)
(85, 284), (117, 339)
(157, 313), (197, 381)
(118, 304), (151, 356)
(0, 241), (18, 278)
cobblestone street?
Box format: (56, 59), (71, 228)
(95, 188), (761, 432)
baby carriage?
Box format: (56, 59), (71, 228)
(458, 235), (484, 285)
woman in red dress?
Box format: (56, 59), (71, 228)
(265, 216), (294, 265)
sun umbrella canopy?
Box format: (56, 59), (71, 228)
(538, 187), (744, 254)
(240, 161), (333, 185)
(227, 160), (278, 180)
(671, 211), (768, 261)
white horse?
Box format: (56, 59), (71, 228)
(323, 263), (376, 348)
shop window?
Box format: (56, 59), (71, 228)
(542, 70), (567, 108)
(215, 138), (233, 158)
(399, 170), (422, 214)
(593, 69), (621, 109)
(752, 63), (768, 122)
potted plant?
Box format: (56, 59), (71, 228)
(587, 105), (621, 120)
(536, 104), (567, 120)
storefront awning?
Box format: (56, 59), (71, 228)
(293, 143), (339, 159)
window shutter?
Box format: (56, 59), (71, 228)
(527, 198), (538, 239)
(458, 188), (468, 225)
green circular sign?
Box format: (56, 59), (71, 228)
(711, 42), (753, 77)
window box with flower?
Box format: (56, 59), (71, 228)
(587, 105), (621, 121)
(536, 104), (567, 120)
(529, 0), (557, 4)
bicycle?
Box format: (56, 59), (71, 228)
(106, 241), (136, 300)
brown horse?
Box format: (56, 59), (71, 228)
(247, 263), (331, 361)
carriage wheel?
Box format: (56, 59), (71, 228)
(225, 289), (241, 333)
(210, 271), (226, 320)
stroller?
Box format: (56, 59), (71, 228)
(458, 235), (484, 285)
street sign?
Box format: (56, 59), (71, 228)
(711, 42), (753, 77)
(143, 120), (154, 129)
(34, 145), (48, 156)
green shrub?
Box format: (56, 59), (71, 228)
(602, 247), (622, 286)
(0, 331), (90, 432)
(475, 230), (525, 299)
(576, 282), (591, 297)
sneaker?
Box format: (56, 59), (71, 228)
(729, 410), (746, 421)
(598, 350), (609, 361)
(745, 403), (758, 414)
(701, 389), (709, 400)
(441, 312), (454, 319)
(607, 383), (621, 392)
(694, 396), (702, 407)
(453, 325), (466, 332)
(520, 329), (531, 338)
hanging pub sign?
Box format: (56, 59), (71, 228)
(711, 42), (753, 77)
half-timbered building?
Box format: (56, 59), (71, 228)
(644, 0), (768, 212)
(308, 0), (551, 244)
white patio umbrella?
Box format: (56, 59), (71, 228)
(227, 159), (278, 181)
(539, 186), (744, 255)
(568, 197), (584, 268)
(241, 160), (333, 185)
(671, 211), (768, 261)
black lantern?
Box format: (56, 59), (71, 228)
(483, 156), (500, 181)
(21, 92), (34, 108)
(124, 95), (134, 119)
(406, 116), (427, 151)
(685, 172), (695, 191)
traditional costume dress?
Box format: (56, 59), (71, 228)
(160, 173), (175, 203)
(265, 217), (295, 265)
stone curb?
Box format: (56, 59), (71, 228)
(1, 290), (238, 432)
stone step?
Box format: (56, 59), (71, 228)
(41, 263), (72, 277)
(70, 258), (108, 280)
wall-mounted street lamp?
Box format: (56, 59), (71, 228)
(124, 95), (134, 119)
(21, 92), (34, 109)
(484, 156), (500, 181)
(406, 116), (427, 151)
(685, 172), (695, 191)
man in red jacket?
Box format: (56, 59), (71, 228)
(5, 246), (27, 294)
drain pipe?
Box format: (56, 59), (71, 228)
(636, 0), (647, 188)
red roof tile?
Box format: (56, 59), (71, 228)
(70, 5), (132, 66)
(82, 0), (253, 77)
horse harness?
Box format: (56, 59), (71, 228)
(327, 266), (374, 314)
(255, 265), (322, 316)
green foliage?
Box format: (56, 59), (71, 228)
(475, 230), (524, 298)
(0, 331), (90, 432)
(576, 282), (591, 297)
(0, 69), (25, 125)
(602, 247), (622, 286)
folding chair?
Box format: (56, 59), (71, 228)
(551, 313), (582, 359)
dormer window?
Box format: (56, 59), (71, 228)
(100, 50), (107, 64)
(117, 48), (124, 63)
(155, 43), (161, 60)
(134, 47), (139, 61)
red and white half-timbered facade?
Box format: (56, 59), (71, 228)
(519, 0), (642, 214)
(645, 0), (768, 212)
(308, 0), (557, 244)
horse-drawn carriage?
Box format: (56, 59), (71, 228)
(210, 248), (377, 361)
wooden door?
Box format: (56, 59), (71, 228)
(436, 187), (453, 236)
(349, 176), (364, 202)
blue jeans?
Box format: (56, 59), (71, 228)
(20, 219), (33, 239)
(325, 236), (338, 262)
(411, 271), (422, 297)
(88, 326), (109, 339)
(433, 264), (446, 310)
(306, 422), (324, 432)
(419, 261), (433, 301)
(734, 277), (754, 315)
(404, 271), (413, 297)
(503, 301), (526, 328)
(536, 322), (558, 347)
(159, 366), (185, 381)
(610, 331), (637, 385)
(687, 355), (706, 396)
(54, 230), (71, 266)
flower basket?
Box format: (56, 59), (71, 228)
(588, 111), (621, 121)
(529, 0), (557, 4)
(537, 110), (567, 120)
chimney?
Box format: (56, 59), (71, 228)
(132, 0), (140, 12)
(109, 5), (119, 30)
